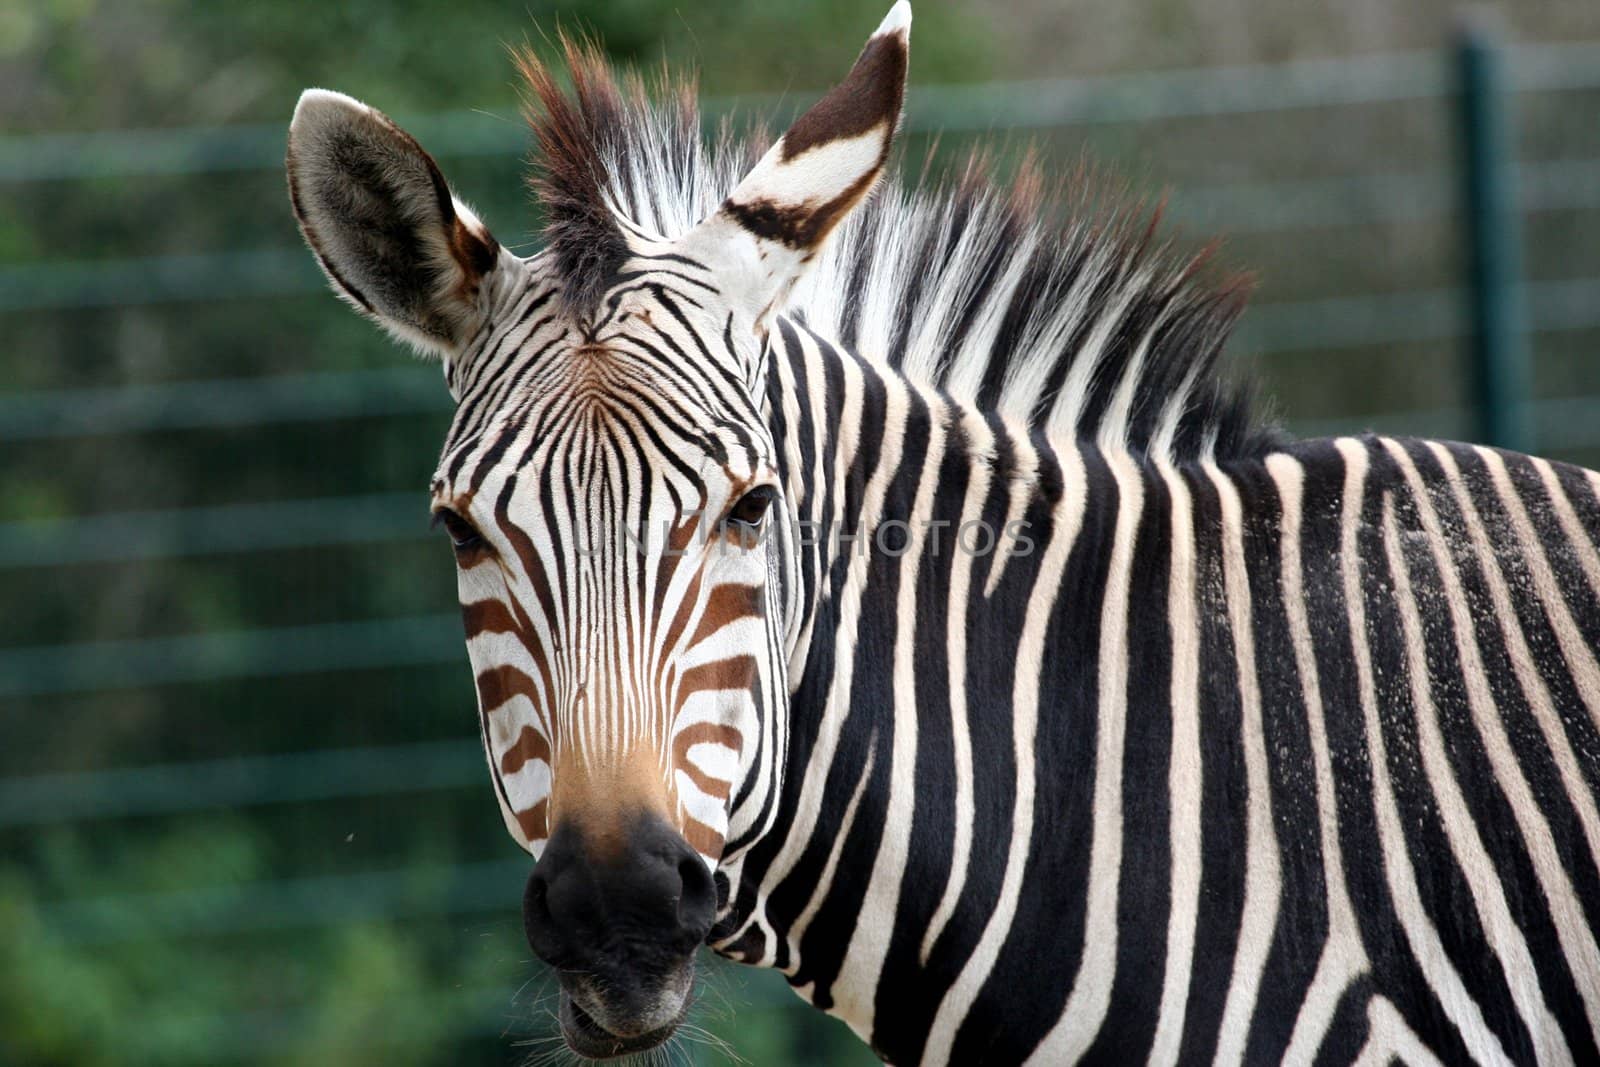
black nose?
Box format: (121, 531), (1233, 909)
(522, 815), (717, 971)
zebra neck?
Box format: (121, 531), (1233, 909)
(722, 316), (1118, 1038)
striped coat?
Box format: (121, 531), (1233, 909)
(716, 320), (1600, 1065)
(286, 2), (1600, 1061)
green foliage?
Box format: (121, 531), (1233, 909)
(0, 819), (505, 1065)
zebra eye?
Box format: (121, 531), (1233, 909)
(432, 508), (484, 553)
(725, 485), (778, 529)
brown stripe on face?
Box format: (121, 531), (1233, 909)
(462, 596), (557, 712)
(494, 491), (561, 627)
(681, 817), (725, 859)
(671, 510), (702, 550)
(650, 509), (707, 617)
(500, 724), (553, 776)
(657, 568), (707, 670)
(687, 583), (764, 647)
(502, 594), (558, 722)
(674, 655), (758, 716)
(475, 663), (543, 715)
(515, 798), (549, 841)
(451, 534), (496, 570)
(461, 597), (519, 638)
(671, 722), (744, 802)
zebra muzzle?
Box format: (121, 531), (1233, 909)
(559, 985), (688, 1059)
(523, 814), (716, 1054)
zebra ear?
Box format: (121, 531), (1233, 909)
(286, 89), (501, 359)
(687, 2), (910, 331)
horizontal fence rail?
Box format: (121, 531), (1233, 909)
(4, 43), (1598, 183)
(0, 493), (428, 566)
(0, 740), (484, 827)
(0, 366), (450, 440)
(0, 614), (462, 697)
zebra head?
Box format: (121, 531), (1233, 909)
(286, 3), (910, 1055)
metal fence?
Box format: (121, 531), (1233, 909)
(3, 31), (1599, 1064)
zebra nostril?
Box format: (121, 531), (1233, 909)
(676, 852), (716, 936)
(522, 871), (561, 961)
(528, 875), (548, 915)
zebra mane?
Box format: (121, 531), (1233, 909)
(518, 40), (1280, 461)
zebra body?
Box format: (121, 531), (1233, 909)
(285, 3), (1600, 1061)
(722, 315), (1600, 1063)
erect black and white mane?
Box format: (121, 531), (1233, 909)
(518, 40), (1282, 462)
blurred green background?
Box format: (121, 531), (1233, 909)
(2, 1), (1598, 1064)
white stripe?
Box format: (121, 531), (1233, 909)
(1043, 279), (1140, 439)
(1266, 453), (1369, 1065)
(982, 415), (1042, 599)
(782, 326), (841, 688)
(1027, 448), (1142, 1063)
(731, 336), (880, 963)
(729, 593), (791, 853)
(1148, 461), (1203, 1067)
(944, 233), (1041, 402)
(1095, 304), (1170, 455)
(1206, 460), (1283, 1067)
(1147, 360), (1203, 462)
(995, 237), (1112, 425)
(780, 747), (877, 972)
(502, 757), (552, 815)
(1352, 996), (1450, 1067)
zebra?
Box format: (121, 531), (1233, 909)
(284, 2), (1600, 1062)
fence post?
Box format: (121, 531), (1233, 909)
(1457, 15), (1531, 453)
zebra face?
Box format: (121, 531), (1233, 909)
(430, 265), (783, 867)
(429, 275), (784, 1046)
(286, 2), (909, 1055)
